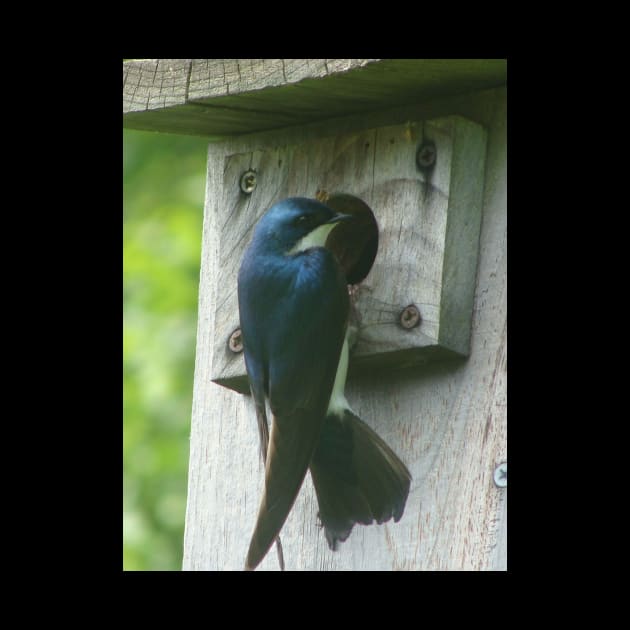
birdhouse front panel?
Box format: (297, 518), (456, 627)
(211, 115), (487, 394)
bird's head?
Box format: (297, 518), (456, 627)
(252, 197), (352, 255)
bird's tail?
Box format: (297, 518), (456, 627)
(309, 410), (411, 550)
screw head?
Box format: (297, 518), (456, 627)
(493, 463), (507, 488)
(239, 170), (257, 194)
(399, 304), (421, 329)
(416, 142), (436, 170)
(228, 328), (243, 353)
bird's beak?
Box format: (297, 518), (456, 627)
(325, 212), (353, 225)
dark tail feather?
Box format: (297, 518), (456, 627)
(310, 410), (411, 550)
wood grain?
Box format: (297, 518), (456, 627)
(123, 59), (506, 137)
(183, 87), (506, 571)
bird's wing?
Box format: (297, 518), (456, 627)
(245, 250), (348, 570)
(242, 354), (285, 571)
(243, 354), (271, 464)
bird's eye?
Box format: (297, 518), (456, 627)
(297, 215), (307, 223)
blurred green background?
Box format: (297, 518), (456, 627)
(123, 128), (209, 570)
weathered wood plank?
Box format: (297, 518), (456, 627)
(183, 86), (506, 570)
(123, 59), (506, 137)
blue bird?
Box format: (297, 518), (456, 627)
(237, 197), (411, 571)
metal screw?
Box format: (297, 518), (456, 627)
(399, 304), (421, 329)
(315, 188), (330, 203)
(416, 142), (436, 170)
(228, 328), (243, 353)
(493, 463), (507, 488)
(239, 170), (257, 194)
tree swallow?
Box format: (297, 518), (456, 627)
(237, 197), (411, 571)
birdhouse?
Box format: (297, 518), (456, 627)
(123, 59), (507, 571)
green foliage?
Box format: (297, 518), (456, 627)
(123, 129), (208, 570)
